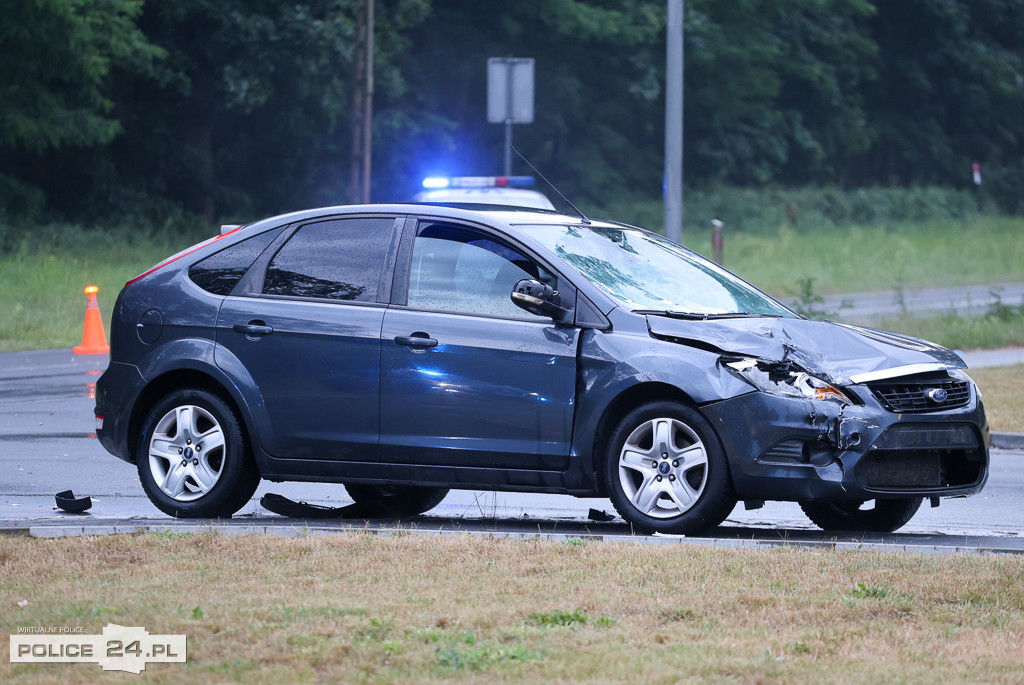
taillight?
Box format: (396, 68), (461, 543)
(124, 227), (243, 287)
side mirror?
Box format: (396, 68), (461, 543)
(511, 279), (567, 319)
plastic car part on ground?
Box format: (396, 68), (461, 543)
(55, 490), (92, 513)
(260, 493), (394, 519)
(260, 493), (620, 523)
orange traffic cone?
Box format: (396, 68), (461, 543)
(73, 285), (110, 354)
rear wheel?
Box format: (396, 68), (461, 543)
(344, 484), (449, 516)
(799, 497), (923, 533)
(605, 401), (735, 535)
(137, 389), (259, 518)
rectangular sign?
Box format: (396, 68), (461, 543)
(487, 57), (535, 124)
(10, 624), (187, 674)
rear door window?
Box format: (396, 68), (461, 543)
(263, 218), (395, 302)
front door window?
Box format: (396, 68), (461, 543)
(407, 223), (556, 320)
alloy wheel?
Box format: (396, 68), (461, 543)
(617, 417), (708, 519)
(148, 405), (226, 502)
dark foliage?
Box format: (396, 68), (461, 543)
(2, 0), (1023, 224)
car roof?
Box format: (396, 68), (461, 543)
(241, 203), (624, 233)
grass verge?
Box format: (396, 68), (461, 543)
(863, 310), (1024, 352)
(681, 217), (1024, 297)
(969, 364), (1024, 434)
(2, 533), (1024, 683)
(0, 226), (200, 352)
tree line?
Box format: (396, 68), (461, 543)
(2, 0), (1023, 224)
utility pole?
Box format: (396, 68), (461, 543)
(664, 0), (683, 242)
(349, 0), (374, 204)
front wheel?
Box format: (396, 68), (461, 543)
(799, 497), (923, 533)
(137, 389), (260, 518)
(605, 402), (736, 535)
(344, 484), (449, 516)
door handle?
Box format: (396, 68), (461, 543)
(394, 334), (437, 348)
(233, 322), (274, 336)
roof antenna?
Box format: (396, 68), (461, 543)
(510, 145), (590, 224)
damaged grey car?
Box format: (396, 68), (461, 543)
(95, 205), (988, 534)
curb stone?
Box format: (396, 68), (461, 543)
(992, 432), (1024, 450)
(0, 522), (1022, 556)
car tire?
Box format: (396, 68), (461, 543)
(137, 388), (260, 518)
(604, 401), (736, 535)
(799, 497), (923, 533)
(344, 484), (449, 516)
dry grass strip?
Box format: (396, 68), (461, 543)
(2, 531), (1023, 683)
(971, 363), (1024, 434)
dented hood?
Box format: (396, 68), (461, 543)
(646, 315), (966, 385)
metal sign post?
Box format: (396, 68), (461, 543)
(488, 58), (535, 176)
(664, 0), (684, 243)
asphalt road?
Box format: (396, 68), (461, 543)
(807, 281), (1024, 322)
(2, 348), (1022, 552)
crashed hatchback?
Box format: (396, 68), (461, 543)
(95, 205), (988, 534)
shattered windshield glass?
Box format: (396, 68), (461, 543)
(518, 224), (795, 317)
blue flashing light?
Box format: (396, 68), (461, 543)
(503, 176), (536, 188)
(422, 177), (450, 189)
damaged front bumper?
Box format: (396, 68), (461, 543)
(701, 385), (989, 503)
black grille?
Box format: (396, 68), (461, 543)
(862, 452), (942, 488)
(869, 377), (971, 413)
(855, 423), (985, 491)
(759, 440), (805, 464)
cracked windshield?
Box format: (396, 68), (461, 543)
(520, 225), (795, 317)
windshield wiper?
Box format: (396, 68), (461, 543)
(634, 310), (780, 320)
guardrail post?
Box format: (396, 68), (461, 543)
(711, 219), (724, 265)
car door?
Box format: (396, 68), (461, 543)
(380, 219), (580, 471)
(215, 215), (401, 462)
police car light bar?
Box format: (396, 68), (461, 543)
(421, 176), (535, 189)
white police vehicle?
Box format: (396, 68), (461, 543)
(413, 176), (555, 210)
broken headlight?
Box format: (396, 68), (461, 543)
(725, 359), (852, 405)
(949, 368), (981, 399)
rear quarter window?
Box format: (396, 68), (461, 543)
(188, 229), (280, 295)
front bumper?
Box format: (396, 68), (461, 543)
(701, 384), (989, 503)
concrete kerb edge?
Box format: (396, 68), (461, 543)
(992, 432), (1024, 450)
(2, 522), (1022, 556)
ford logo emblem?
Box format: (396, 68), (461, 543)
(926, 388), (948, 403)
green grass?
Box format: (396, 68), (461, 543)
(1, 216), (1022, 352)
(679, 217), (1024, 297)
(599, 198), (1024, 295)
(863, 309), (1024, 352)
(525, 608), (615, 627)
(598, 186), (982, 234)
(0, 224), (203, 352)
